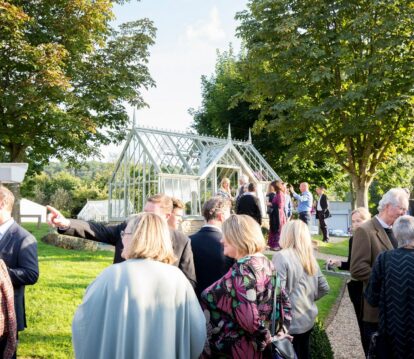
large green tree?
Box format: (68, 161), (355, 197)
(236, 0), (414, 207)
(0, 0), (155, 167)
(191, 48), (342, 188)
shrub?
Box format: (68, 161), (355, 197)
(310, 320), (334, 359)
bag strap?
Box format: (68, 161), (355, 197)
(271, 272), (283, 336)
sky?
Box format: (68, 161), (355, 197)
(98, 0), (247, 160)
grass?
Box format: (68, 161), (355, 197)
(316, 260), (344, 323)
(313, 235), (350, 258)
(19, 223), (113, 359)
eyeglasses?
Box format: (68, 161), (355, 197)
(120, 230), (133, 238)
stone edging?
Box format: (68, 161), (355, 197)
(323, 275), (347, 328)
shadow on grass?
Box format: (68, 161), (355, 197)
(19, 331), (73, 359)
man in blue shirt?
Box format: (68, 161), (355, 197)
(290, 182), (313, 225)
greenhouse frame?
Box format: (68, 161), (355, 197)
(108, 125), (280, 221)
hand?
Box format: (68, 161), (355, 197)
(46, 205), (70, 229)
(274, 331), (294, 342)
(327, 259), (341, 267)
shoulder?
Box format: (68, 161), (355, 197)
(10, 223), (36, 242)
(171, 229), (190, 244)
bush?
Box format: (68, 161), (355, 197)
(310, 320), (334, 359)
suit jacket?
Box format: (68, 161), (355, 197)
(317, 194), (330, 218)
(350, 217), (393, 323)
(60, 219), (197, 288)
(236, 194), (262, 225)
(190, 226), (234, 298)
(0, 222), (39, 331)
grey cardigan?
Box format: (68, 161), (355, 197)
(272, 249), (329, 334)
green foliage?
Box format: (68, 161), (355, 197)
(0, 1), (155, 169)
(19, 223), (113, 358)
(236, 0), (414, 207)
(190, 47), (343, 187)
(21, 161), (113, 217)
(311, 320), (334, 359)
(368, 153), (414, 214)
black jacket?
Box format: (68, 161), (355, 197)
(0, 222), (39, 331)
(190, 226), (234, 298)
(60, 219), (197, 288)
(317, 193), (330, 218)
(236, 193), (262, 225)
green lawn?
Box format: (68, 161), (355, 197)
(316, 260), (344, 322)
(314, 236), (350, 258)
(19, 223), (113, 359)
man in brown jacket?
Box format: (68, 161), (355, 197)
(350, 188), (409, 355)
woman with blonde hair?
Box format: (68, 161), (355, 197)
(201, 214), (291, 358)
(272, 220), (329, 359)
(216, 177), (233, 201)
(72, 213), (206, 359)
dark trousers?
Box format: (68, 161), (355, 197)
(299, 211), (311, 225)
(292, 327), (313, 359)
(362, 321), (378, 357)
(347, 280), (364, 348)
(316, 211), (329, 241)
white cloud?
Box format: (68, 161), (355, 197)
(185, 6), (226, 44)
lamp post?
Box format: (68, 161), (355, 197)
(0, 163), (29, 223)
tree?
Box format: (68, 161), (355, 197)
(190, 48), (342, 188)
(236, 0), (414, 207)
(0, 1), (155, 167)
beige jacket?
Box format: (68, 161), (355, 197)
(350, 216), (393, 323)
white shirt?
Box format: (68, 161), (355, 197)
(317, 197), (322, 211)
(376, 215), (392, 229)
(0, 218), (15, 241)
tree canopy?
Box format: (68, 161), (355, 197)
(191, 48), (342, 189)
(0, 0), (155, 169)
(236, 0), (414, 207)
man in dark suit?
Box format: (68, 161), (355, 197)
(351, 188), (409, 355)
(236, 183), (262, 225)
(316, 186), (330, 242)
(0, 185), (39, 357)
(190, 196), (234, 298)
(47, 194), (196, 288)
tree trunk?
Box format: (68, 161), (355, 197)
(349, 177), (356, 210)
(4, 183), (21, 223)
(352, 176), (372, 208)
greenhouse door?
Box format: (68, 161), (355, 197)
(215, 165), (241, 197)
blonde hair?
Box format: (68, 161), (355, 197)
(220, 177), (230, 187)
(0, 185), (14, 212)
(280, 220), (318, 276)
(172, 197), (185, 210)
(222, 214), (266, 257)
(351, 207), (371, 221)
(124, 212), (176, 264)
(146, 194), (173, 215)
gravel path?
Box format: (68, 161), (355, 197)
(326, 288), (365, 359)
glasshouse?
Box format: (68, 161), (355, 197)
(108, 125), (280, 221)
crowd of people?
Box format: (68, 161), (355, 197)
(0, 179), (413, 358)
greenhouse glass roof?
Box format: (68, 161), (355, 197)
(119, 126), (279, 182)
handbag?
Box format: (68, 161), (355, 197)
(271, 273), (296, 359)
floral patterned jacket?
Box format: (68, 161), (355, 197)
(201, 254), (291, 359)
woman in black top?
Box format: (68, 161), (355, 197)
(328, 207), (371, 345)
